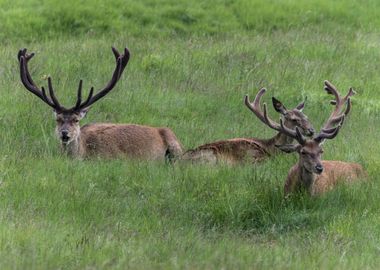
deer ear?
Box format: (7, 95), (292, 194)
(272, 97), (287, 115)
(79, 107), (90, 119)
(295, 99), (306, 111)
(275, 144), (301, 153)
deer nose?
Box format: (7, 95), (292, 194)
(61, 130), (70, 141)
(315, 164), (323, 174)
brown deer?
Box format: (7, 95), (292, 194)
(18, 47), (182, 160)
(273, 81), (367, 196)
(182, 88), (315, 164)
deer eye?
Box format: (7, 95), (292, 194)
(301, 150), (307, 155)
(73, 119), (79, 123)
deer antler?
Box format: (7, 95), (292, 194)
(314, 115), (345, 143)
(18, 48), (62, 111)
(18, 47), (130, 112)
(321, 80), (355, 132)
(244, 89), (306, 145)
(313, 80), (354, 143)
(72, 47), (130, 111)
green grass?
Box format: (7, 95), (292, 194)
(1, 0), (380, 269)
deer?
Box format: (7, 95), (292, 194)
(181, 88), (315, 165)
(17, 47), (182, 161)
(269, 80), (367, 196)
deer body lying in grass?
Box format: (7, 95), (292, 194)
(18, 48), (182, 160)
(182, 89), (315, 164)
(275, 81), (367, 196)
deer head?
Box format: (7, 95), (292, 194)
(276, 80), (355, 174)
(18, 47), (130, 145)
(271, 96), (314, 136)
(245, 88), (315, 138)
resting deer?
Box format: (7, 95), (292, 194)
(18, 47), (182, 160)
(182, 88), (315, 164)
(273, 81), (367, 196)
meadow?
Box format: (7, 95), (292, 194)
(1, 0), (380, 269)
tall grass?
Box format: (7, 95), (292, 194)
(0, 1), (380, 269)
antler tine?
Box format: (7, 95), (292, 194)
(244, 88), (267, 124)
(18, 51), (59, 109)
(295, 126), (306, 145)
(343, 87), (356, 102)
(72, 47), (130, 111)
(81, 87), (94, 108)
(245, 88), (284, 132)
(74, 80), (83, 110)
(321, 80), (354, 132)
(18, 48), (36, 86)
(324, 80), (340, 103)
(263, 103), (282, 132)
(314, 115), (345, 143)
(279, 118), (306, 144)
(47, 77), (62, 109)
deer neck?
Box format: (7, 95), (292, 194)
(298, 161), (315, 194)
(264, 132), (294, 154)
(62, 135), (84, 158)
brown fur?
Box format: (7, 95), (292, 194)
(182, 134), (290, 165)
(284, 160), (367, 196)
(62, 123), (182, 160)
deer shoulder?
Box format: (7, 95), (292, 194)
(311, 161), (367, 195)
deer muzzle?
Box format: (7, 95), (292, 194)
(61, 130), (70, 143)
(315, 164), (324, 174)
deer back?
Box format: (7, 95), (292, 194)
(79, 123), (182, 160)
(311, 160), (367, 195)
(284, 161), (366, 196)
(181, 138), (269, 165)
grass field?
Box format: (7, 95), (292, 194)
(1, 0), (380, 269)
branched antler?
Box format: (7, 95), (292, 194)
(18, 48), (62, 110)
(18, 47), (130, 112)
(313, 80), (355, 142)
(321, 80), (355, 131)
(72, 47), (130, 111)
(244, 89), (306, 145)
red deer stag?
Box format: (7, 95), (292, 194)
(182, 88), (314, 164)
(274, 81), (366, 196)
(18, 47), (182, 160)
